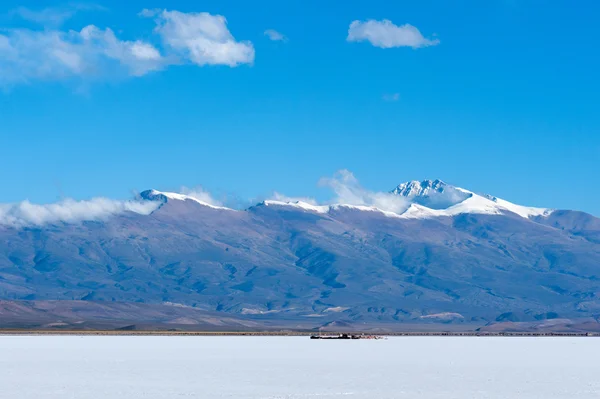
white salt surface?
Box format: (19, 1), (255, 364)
(1, 336), (599, 398)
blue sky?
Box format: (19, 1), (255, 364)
(0, 0), (599, 214)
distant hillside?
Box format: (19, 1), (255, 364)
(1, 180), (600, 331)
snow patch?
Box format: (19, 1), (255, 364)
(330, 204), (403, 218)
(240, 308), (282, 315)
(263, 200), (329, 213)
(323, 307), (349, 313)
(262, 200), (406, 219)
(420, 312), (465, 320)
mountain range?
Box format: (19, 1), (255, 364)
(1, 179), (600, 332)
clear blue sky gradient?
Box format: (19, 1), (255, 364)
(1, 0), (599, 214)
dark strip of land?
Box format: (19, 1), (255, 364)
(3, 301), (600, 335)
(1, 330), (599, 337)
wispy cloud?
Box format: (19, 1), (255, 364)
(9, 4), (106, 27)
(264, 29), (287, 42)
(347, 19), (439, 49)
(0, 9), (254, 87)
(0, 198), (160, 228)
(319, 170), (409, 213)
(10, 6), (75, 27)
(142, 9), (255, 67)
(180, 186), (224, 207)
(265, 170), (410, 214)
(383, 93), (400, 102)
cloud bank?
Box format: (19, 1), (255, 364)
(0, 170), (410, 227)
(0, 185), (228, 227)
(347, 19), (439, 49)
(0, 198), (160, 228)
(0, 8), (254, 86)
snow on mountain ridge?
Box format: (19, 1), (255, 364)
(392, 181), (553, 219)
(262, 200), (402, 218)
(140, 181), (553, 220)
(140, 190), (233, 210)
(262, 200), (328, 213)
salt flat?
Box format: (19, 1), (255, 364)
(1, 336), (598, 398)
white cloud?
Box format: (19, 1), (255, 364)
(264, 29), (287, 42)
(0, 186), (227, 227)
(130, 41), (162, 60)
(0, 198), (160, 228)
(383, 93), (400, 101)
(268, 170), (410, 215)
(0, 26), (165, 85)
(0, 9), (254, 87)
(319, 170), (409, 214)
(80, 25), (165, 76)
(347, 19), (439, 49)
(144, 9), (255, 67)
(138, 8), (159, 18)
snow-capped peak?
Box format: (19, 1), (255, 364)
(258, 179), (553, 221)
(391, 179), (472, 210)
(391, 181), (553, 220)
(392, 179), (447, 198)
(139, 190), (232, 210)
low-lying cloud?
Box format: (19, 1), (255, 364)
(318, 169), (409, 213)
(0, 170), (410, 227)
(266, 170), (409, 214)
(179, 186), (225, 207)
(0, 198), (160, 228)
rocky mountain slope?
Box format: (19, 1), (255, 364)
(1, 180), (599, 330)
